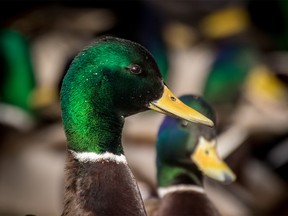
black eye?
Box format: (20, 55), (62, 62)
(180, 120), (188, 128)
(128, 64), (142, 74)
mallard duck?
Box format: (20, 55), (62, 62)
(60, 37), (213, 216)
(155, 95), (235, 216)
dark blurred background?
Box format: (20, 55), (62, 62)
(0, 0), (288, 215)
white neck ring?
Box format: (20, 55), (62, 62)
(158, 184), (205, 198)
(70, 150), (128, 165)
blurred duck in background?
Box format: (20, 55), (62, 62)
(198, 3), (288, 215)
(0, 29), (36, 135)
(149, 95), (235, 216)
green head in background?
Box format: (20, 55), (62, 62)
(157, 95), (236, 188)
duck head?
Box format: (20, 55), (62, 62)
(157, 95), (236, 185)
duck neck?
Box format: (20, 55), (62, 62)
(157, 162), (203, 188)
(61, 75), (124, 155)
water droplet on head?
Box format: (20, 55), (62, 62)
(181, 120), (188, 128)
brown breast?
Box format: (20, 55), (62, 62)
(62, 151), (146, 216)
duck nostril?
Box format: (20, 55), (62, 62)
(170, 96), (176, 101)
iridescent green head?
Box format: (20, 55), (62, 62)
(60, 37), (213, 155)
(61, 37), (163, 153)
(157, 95), (235, 187)
(61, 37), (163, 117)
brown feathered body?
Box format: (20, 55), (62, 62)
(62, 151), (146, 216)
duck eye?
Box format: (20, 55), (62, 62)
(128, 64), (142, 74)
(180, 120), (188, 128)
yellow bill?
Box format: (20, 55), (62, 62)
(192, 137), (236, 184)
(149, 85), (214, 127)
